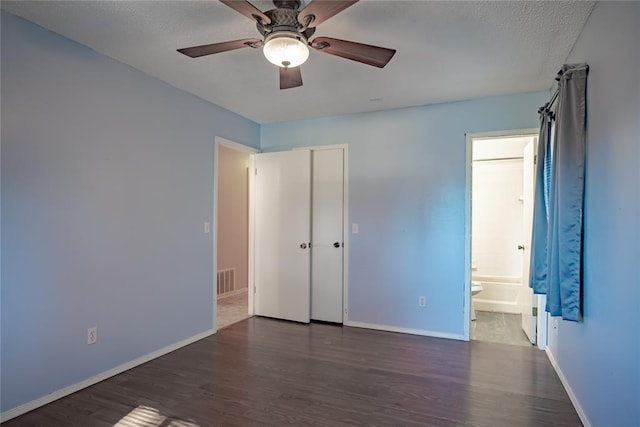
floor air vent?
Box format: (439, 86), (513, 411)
(217, 268), (236, 296)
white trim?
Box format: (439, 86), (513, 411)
(345, 320), (465, 341)
(216, 137), (260, 154)
(537, 296), (549, 350)
(217, 287), (249, 300)
(248, 154), (256, 317)
(342, 146), (349, 323)
(545, 347), (591, 427)
(0, 329), (215, 423)
(213, 137), (259, 331)
(293, 144), (348, 152)
(464, 133), (473, 340)
(466, 128), (539, 140)
(464, 128), (540, 342)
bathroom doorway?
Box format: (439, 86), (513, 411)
(465, 130), (543, 347)
(214, 138), (258, 330)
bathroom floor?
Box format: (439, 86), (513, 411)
(216, 289), (251, 330)
(471, 311), (532, 347)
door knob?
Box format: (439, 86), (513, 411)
(518, 245), (525, 250)
(300, 243), (307, 249)
(333, 242), (341, 248)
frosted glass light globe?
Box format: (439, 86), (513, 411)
(263, 33), (309, 68)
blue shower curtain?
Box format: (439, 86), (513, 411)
(529, 63), (589, 322)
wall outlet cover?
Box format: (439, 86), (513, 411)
(87, 327), (97, 345)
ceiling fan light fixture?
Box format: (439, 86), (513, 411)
(263, 32), (309, 68)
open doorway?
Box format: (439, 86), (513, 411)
(214, 138), (258, 330)
(465, 130), (546, 347)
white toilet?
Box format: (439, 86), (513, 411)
(471, 281), (483, 321)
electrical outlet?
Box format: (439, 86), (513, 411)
(87, 327), (97, 345)
(418, 296), (426, 307)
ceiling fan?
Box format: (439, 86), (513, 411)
(177, 0), (396, 89)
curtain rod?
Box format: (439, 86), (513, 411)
(547, 86), (559, 109)
(539, 67), (564, 113)
(540, 63), (588, 115)
(539, 86), (560, 114)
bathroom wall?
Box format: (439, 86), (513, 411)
(471, 137), (532, 313)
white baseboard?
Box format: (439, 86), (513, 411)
(344, 320), (465, 341)
(0, 329), (215, 423)
(217, 287), (248, 300)
(545, 347), (591, 427)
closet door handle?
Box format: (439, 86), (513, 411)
(333, 242), (341, 248)
(300, 243), (308, 249)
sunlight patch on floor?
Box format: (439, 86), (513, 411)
(114, 406), (199, 427)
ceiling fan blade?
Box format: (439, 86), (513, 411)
(298, 0), (358, 27)
(280, 66), (303, 89)
(311, 37), (396, 68)
(177, 38), (262, 58)
(219, 0), (271, 25)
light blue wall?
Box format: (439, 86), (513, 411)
(262, 91), (548, 336)
(1, 11), (259, 412)
(546, 2), (640, 426)
(8, 3), (638, 423)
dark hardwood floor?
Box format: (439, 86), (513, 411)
(4, 317), (581, 426)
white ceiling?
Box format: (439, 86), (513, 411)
(2, 1), (594, 123)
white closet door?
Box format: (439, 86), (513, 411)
(254, 150), (311, 323)
(311, 149), (344, 323)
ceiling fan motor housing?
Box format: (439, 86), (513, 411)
(258, 8), (300, 36)
(272, 0), (301, 9)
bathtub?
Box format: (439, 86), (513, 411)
(472, 274), (523, 314)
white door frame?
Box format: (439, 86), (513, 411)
(294, 144), (349, 323)
(213, 137), (259, 333)
(520, 138), (537, 344)
(463, 129), (540, 342)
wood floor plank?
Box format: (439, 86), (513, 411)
(3, 317), (581, 426)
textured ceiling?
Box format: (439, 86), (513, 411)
(2, 1), (594, 123)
